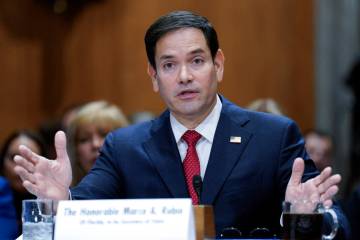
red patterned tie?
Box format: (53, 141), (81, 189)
(182, 130), (202, 205)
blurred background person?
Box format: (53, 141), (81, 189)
(0, 176), (18, 239)
(38, 101), (83, 159)
(38, 103), (84, 159)
(60, 103), (85, 132)
(304, 129), (333, 171)
(38, 119), (62, 159)
(67, 100), (129, 186)
(247, 98), (284, 115)
(128, 110), (156, 125)
(0, 130), (47, 232)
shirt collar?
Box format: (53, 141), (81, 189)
(170, 95), (222, 143)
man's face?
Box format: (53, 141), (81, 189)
(148, 28), (224, 126)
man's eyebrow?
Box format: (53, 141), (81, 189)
(159, 54), (174, 61)
(189, 48), (206, 55)
(158, 48), (207, 61)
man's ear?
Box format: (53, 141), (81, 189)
(147, 63), (159, 92)
(214, 49), (225, 83)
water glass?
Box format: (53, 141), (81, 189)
(282, 200), (338, 240)
(22, 199), (54, 240)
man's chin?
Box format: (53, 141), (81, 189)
(174, 104), (200, 115)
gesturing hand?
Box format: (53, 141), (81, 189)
(14, 131), (72, 200)
(285, 158), (341, 210)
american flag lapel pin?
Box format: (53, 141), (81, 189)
(230, 136), (241, 143)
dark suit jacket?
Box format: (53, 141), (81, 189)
(341, 185), (360, 240)
(71, 96), (349, 238)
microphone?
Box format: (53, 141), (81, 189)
(192, 175), (202, 204)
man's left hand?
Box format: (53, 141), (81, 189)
(285, 157), (341, 208)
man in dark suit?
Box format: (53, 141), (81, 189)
(14, 11), (349, 238)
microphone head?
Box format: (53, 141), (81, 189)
(192, 175), (202, 187)
(192, 175), (202, 204)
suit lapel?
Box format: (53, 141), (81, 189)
(202, 99), (253, 204)
(143, 111), (188, 198)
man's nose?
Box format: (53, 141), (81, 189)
(178, 65), (193, 84)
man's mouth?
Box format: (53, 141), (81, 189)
(177, 90), (199, 100)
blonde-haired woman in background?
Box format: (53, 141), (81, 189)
(247, 98), (284, 116)
(67, 100), (129, 186)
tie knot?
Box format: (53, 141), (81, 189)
(182, 130), (202, 146)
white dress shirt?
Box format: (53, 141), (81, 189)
(170, 95), (222, 178)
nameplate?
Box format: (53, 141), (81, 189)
(54, 199), (195, 240)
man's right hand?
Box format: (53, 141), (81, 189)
(14, 131), (72, 200)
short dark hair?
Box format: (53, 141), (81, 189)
(144, 10), (219, 69)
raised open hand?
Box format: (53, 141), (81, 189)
(14, 131), (72, 200)
(285, 158), (341, 210)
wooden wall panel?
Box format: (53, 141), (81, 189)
(0, 0), (314, 144)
